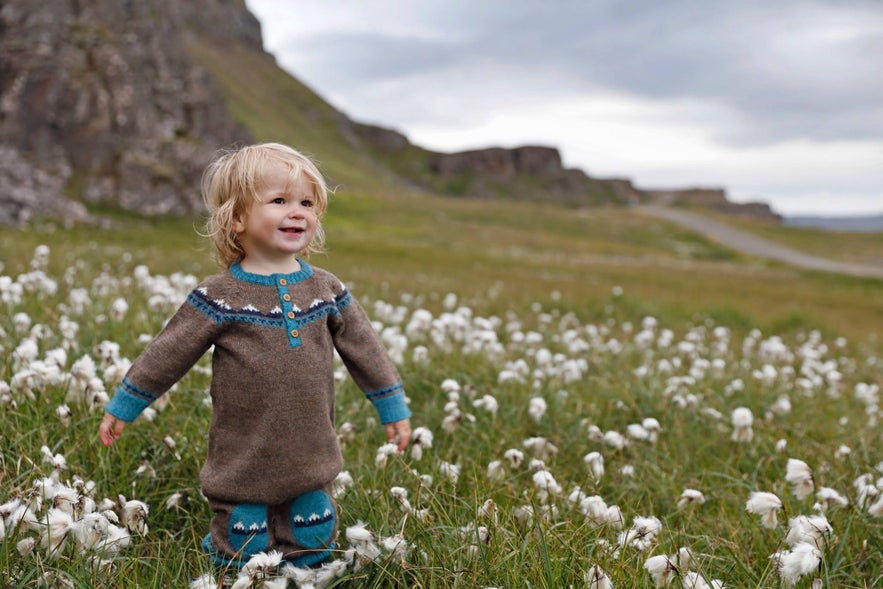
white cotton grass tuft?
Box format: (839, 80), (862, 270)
(603, 430), (628, 450)
(771, 542), (823, 587)
(440, 378), (460, 394)
(784, 514), (833, 548)
(337, 422), (356, 444)
(577, 494), (623, 529)
(585, 564), (614, 588)
(7, 502), (42, 534)
(389, 486), (429, 521)
(118, 496), (149, 536)
(409, 426), (434, 461)
(503, 448), (525, 468)
(852, 473), (880, 509)
(677, 489), (706, 508)
(477, 498), (497, 523)
(332, 470), (354, 499)
(681, 571), (726, 589)
(439, 461), (461, 485)
(345, 521), (374, 544)
(644, 546), (694, 587)
(730, 407), (754, 442)
(473, 394), (500, 415)
(618, 516), (663, 551)
(528, 396), (547, 422)
(746, 491), (784, 529)
(642, 417), (662, 443)
(345, 521), (382, 571)
(868, 495), (883, 518)
(626, 423), (650, 442)
(40, 508), (74, 558)
(40, 445), (67, 479)
(56, 404), (72, 426)
(583, 451), (604, 482)
(523, 436), (558, 460)
(375, 442), (400, 468)
(287, 557), (350, 588)
(487, 460), (506, 481)
(17, 536), (37, 556)
(785, 458), (815, 500)
(643, 554), (676, 587)
(381, 533), (408, 563)
(814, 487), (848, 512)
(190, 574), (216, 589)
(532, 468), (563, 502)
(165, 491), (185, 510)
(244, 549), (284, 572)
(73, 512), (109, 553)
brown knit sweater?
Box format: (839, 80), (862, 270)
(105, 261), (410, 504)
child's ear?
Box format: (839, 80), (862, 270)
(232, 210), (246, 234)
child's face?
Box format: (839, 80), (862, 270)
(232, 163), (318, 271)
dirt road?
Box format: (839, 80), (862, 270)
(638, 205), (883, 279)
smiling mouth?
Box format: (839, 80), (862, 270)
(280, 228), (305, 234)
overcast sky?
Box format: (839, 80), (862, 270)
(245, 0), (882, 216)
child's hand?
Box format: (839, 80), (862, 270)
(385, 418), (411, 452)
(99, 412), (125, 447)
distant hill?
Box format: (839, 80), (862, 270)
(784, 214), (883, 232)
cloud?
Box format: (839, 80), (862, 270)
(262, 0), (883, 146)
(274, 32), (459, 85)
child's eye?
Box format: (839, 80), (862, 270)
(301, 199), (314, 208)
(271, 197), (286, 205)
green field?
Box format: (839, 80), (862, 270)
(1, 194), (882, 587)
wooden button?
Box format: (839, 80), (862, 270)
(290, 329), (299, 338)
(287, 311), (296, 319)
(283, 294), (291, 301)
(279, 278), (287, 286)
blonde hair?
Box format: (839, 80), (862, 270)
(202, 143), (329, 268)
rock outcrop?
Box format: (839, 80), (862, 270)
(0, 146), (88, 226)
(0, 0), (255, 223)
(430, 146), (564, 179)
(427, 145), (637, 204)
(351, 122), (636, 206)
(640, 188), (781, 221)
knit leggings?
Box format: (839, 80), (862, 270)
(201, 486), (338, 568)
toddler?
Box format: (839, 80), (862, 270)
(98, 142), (411, 569)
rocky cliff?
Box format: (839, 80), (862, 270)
(351, 123), (637, 206)
(640, 188), (781, 221)
(0, 0), (256, 224)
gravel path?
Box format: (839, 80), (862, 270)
(638, 205), (883, 279)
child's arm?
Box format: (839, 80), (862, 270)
(329, 284), (412, 446)
(99, 411), (126, 447)
(385, 417), (412, 452)
(97, 281), (223, 446)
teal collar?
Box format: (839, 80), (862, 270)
(230, 260), (314, 285)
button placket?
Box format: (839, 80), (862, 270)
(276, 277), (302, 348)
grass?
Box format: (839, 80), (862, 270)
(1, 211), (882, 587)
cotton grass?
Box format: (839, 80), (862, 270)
(1, 244), (882, 586)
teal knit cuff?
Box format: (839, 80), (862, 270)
(371, 392), (411, 424)
(104, 378), (154, 422)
